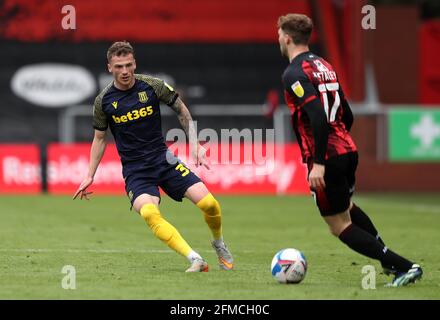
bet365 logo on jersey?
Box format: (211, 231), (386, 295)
(112, 106), (153, 123)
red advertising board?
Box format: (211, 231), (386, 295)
(47, 143), (125, 195)
(0, 144), (41, 193)
(169, 143), (309, 195)
(47, 143), (309, 195)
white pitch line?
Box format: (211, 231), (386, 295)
(0, 248), (189, 254)
(0, 248), (255, 254)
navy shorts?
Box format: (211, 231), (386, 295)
(307, 152), (358, 216)
(123, 150), (202, 206)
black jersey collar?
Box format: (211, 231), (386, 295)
(290, 51), (312, 64)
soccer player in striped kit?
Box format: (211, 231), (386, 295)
(278, 13), (422, 287)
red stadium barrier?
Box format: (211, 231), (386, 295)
(47, 143), (125, 195)
(0, 144), (41, 194)
(1, 0), (313, 43)
(47, 143), (309, 195)
(420, 21), (440, 104)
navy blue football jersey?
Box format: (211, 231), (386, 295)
(92, 74), (178, 164)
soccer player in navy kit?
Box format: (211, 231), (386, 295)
(73, 41), (233, 272)
(278, 14), (422, 286)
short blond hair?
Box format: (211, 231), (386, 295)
(107, 41), (135, 62)
(278, 14), (313, 45)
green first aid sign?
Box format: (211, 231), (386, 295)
(389, 108), (440, 161)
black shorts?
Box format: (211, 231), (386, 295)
(123, 150), (202, 206)
(307, 152), (358, 216)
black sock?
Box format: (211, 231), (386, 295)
(339, 224), (413, 272)
(350, 203), (385, 246)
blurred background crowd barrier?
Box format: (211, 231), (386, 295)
(0, 0), (439, 194)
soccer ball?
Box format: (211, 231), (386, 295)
(271, 248), (307, 284)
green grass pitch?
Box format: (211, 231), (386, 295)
(0, 194), (439, 299)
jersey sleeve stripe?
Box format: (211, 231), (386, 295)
(298, 95), (317, 108)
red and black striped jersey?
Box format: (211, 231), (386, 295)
(282, 51), (357, 163)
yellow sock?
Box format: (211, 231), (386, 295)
(140, 204), (192, 257)
(196, 193), (222, 240)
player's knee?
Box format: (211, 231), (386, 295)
(349, 201), (355, 211)
(329, 226), (341, 237)
(196, 193), (221, 216)
(329, 222), (351, 237)
(140, 203), (161, 224)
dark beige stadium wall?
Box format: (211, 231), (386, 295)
(367, 4), (419, 104)
(357, 161), (440, 192)
(351, 115), (440, 192)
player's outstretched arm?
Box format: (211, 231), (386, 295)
(170, 97), (210, 169)
(73, 129), (108, 200)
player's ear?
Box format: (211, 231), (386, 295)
(133, 59), (137, 71)
(107, 63), (112, 73)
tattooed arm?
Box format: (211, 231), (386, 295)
(170, 97), (210, 169)
(170, 97), (197, 146)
